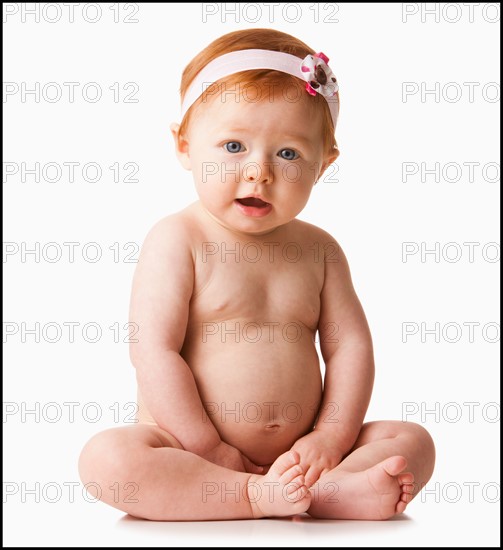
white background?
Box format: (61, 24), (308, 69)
(3, 2), (500, 547)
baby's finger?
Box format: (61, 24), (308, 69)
(304, 466), (322, 488)
(242, 455), (264, 474)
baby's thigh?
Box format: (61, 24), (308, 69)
(124, 422), (184, 450)
(78, 424), (183, 484)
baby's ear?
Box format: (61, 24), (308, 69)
(324, 147), (340, 169)
(170, 122), (191, 170)
(316, 148), (340, 183)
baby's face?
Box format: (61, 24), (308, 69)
(180, 88), (329, 235)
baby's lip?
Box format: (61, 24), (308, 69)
(235, 195), (270, 207)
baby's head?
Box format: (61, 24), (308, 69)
(171, 28), (340, 235)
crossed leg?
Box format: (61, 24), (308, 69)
(79, 421), (434, 521)
(78, 424), (312, 521)
(308, 420), (435, 520)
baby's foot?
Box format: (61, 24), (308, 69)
(309, 456), (415, 520)
(247, 450), (311, 518)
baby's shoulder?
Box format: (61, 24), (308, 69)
(289, 219), (348, 266)
(290, 218), (340, 246)
(140, 205), (203, 259)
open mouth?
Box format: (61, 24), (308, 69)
(234, 196), (272, 218)
(236, 197), (270, 208)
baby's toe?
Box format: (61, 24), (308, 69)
(402, 491), (413, 503)
(287, 483), (309, 503)
(398, 472), (415, 485)
(401, 482), (415, 495)
(284, 474), (305, 494)
(396, 500), (407, 514)
(382, 456), (408, 477)
(279, 464), (303, 485)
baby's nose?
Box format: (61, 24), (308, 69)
(242, 160), (273, 184)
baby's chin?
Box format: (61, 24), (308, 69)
(201, 204), (287, 237)
(219, 216), (283, 237)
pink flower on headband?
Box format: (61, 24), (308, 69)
(300, 52), (338, 97)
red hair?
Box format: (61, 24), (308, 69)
(178, 28), (339, 160)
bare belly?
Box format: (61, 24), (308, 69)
(136, 326), (323, 465)
(184, 325), (322, 465)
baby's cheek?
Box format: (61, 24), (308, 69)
(307, 161), (323, 182)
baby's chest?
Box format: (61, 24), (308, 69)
(192, 252), (324, 329)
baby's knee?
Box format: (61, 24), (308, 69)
(400, 422), (436, 458)
(78, 428), (140, 488)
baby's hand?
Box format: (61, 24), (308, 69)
(290, 431), (344, 488)
(200, 440), (264, 474)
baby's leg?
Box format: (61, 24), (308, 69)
(78, 424), (310, 520)
(308, 421), (435, 520)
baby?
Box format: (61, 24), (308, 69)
(79, 28), (435, 521)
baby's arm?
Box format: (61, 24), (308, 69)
(292, 235), (375, 486)
(129, 217), (220, 454)
(129, 217), (261, 473)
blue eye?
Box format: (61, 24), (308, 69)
(278, 149), (299, 160)
(224, 141), (244, 153)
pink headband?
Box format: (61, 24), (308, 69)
(181, 49), (339, 128)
